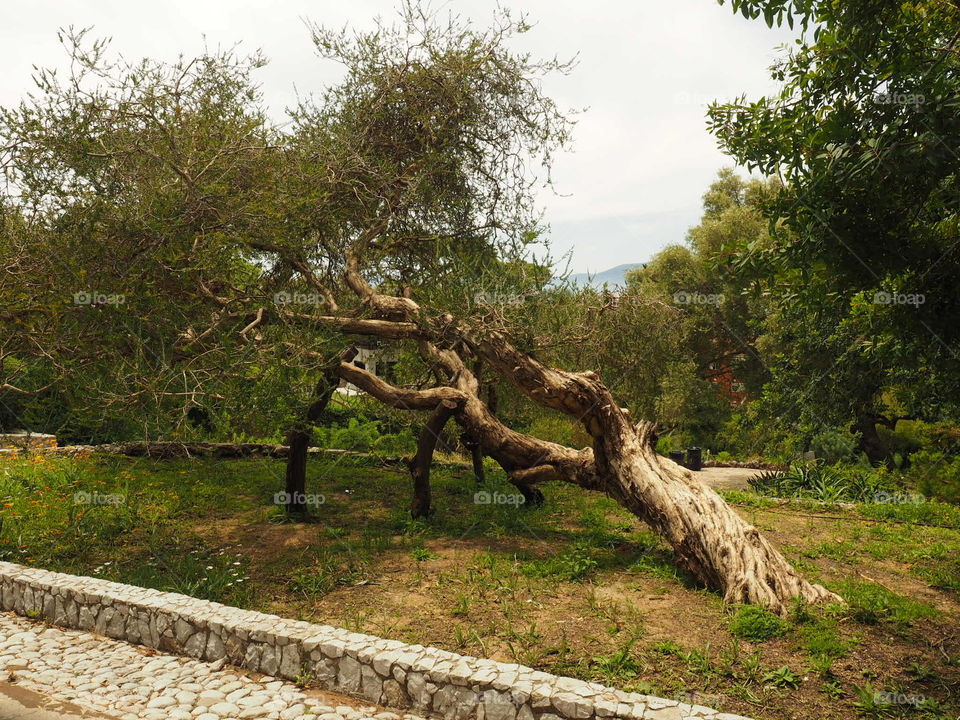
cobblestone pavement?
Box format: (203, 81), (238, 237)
(0, 612), (427, 720)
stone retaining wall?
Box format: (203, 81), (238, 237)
(0, 562), (750, 720)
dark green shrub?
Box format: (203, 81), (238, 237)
(810, 426), (860, 464)
(921, 422), (960, 455)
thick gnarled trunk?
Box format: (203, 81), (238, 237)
(598, 422), (840, 612)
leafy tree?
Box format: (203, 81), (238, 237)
(709, 0), (960, 462)
(626, 170), (779, 443)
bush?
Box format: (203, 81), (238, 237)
(810, 426), (860, 464)
(714, 404), (805, 463)
(906, 450), (960, 504)
(877, 420), (924, 465)
(314, 417), (382, 452)
(728, 605), (788, 642)
(655, 431), (694, 456)
(527, 415), (577, 447)
(371, 427), (416, 456)
(921, 422), (960, 455)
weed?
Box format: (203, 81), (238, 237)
(761, 666), (800, 689)
(728, 605), (787, 642)
(649, 640), (684, 655)
(410, 545), (437, 561)
(740, 651), (763, 684)
(906, 661), (938, 684)
(591, 633), (644, 682)
(831, 580), (938, 627)
(523, 542), (598, 581)
(851, 683), (890, 716)
(451, 594), (470, 617)
(820, 678), (845, 699)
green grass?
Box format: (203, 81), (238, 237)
(858, 500), (960, 529)
(798, 617), (853, 661)
(728, 605), (788, 642)
(829, 580), (939, 627)
(2, 451), (959, 720)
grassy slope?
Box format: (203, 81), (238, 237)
(1, 452), (958, 720)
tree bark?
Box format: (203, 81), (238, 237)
(408, 401), (458, 518)
(284, 429), (311, 515)
(854, 413), (891, 467)
(599, 422), (838, 611)
(335, 328), (842, 615)
(469, 330), (842, 613)
(470, 444), (486, 485)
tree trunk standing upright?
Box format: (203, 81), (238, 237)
(409, 401), (458, 518)
(283, 367), (343, 517)
(854, 413), (891, 467)
(471, 444), (486, 485)
(459, 431), (486, 484)
(284, 428), (311, 515)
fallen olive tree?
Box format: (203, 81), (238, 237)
(295, 250), (843, 615)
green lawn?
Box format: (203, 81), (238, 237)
(1, 451), (959, 720)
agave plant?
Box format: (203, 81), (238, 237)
(748, 461), (891, 502)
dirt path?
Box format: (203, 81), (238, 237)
(691, 466), (764, 490)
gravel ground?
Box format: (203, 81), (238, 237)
(0, 612), (428, 720)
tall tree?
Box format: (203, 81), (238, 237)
(709, 0), (960, 461)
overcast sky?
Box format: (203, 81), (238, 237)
(1, 1), (795, 273)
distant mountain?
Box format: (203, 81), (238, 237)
(566, 262), (645, 288)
